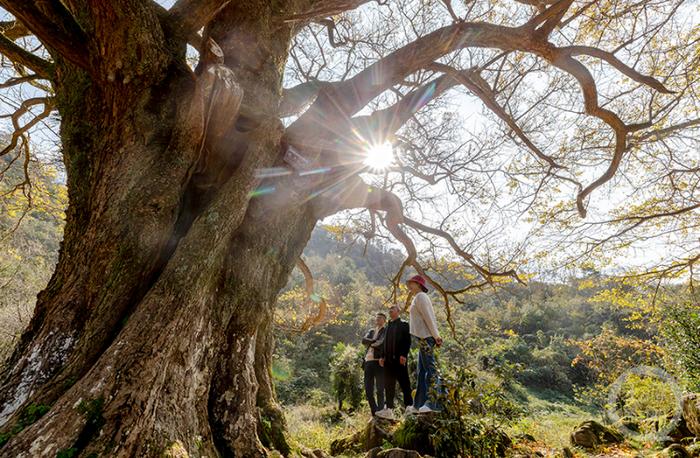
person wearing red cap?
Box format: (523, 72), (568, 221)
(406, 274), (443, 414)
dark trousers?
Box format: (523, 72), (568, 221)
(384, 360), (413, 408)
(363, 360), (384, 414)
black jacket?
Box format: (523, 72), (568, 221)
(382, 318), (411, 362)
(362, 327), (386, 360)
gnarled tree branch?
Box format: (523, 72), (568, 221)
(0, 1), (89, 70)
(0, 34), (51, 79)
(563, 45), (674, 94)
(284, 0), (373, 23)
(0, 20), (30, 40)
(295, 257), (328, 332)
(169, 0), (231, 39)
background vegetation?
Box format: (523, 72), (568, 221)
(274, 228), (699, 454)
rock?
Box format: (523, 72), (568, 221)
(299, 446), (332, 458)
(661, 444), (691, 458)
(639, 413), (693, 444)
(614, 416), (640, 434)
(569, 420), (624, 449)
(683, 394), (700, 437)
(329, 417), (396, 455)
(669, 417), (695, 443)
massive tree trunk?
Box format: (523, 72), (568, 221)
(0, 2), (310, 456)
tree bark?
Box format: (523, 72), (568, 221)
(0, 2), (309, 456)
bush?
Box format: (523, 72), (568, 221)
(392, 367), (518, 457)
(612, 373), (677, 423)
(663, 302), (700, 390)
(481, 334), (577, 395)
(276, 367), (323, 405)
(329, 342), (363, 411)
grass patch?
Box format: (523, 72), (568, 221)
(508, 387), (594, 449)
(285, 403), (368, 454)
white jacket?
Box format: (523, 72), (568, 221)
(409, 292), (440, 339)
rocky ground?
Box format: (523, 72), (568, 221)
(286, 393), (700, 458)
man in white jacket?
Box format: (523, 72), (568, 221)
(406, 274), (443, 414)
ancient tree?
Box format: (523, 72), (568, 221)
(0, 0), (696, 456)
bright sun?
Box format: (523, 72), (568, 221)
(363, 142), (394, 171)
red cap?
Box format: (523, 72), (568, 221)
(406, 275), (428, 292)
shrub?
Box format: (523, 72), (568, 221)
(329, 342), (363, 411)
(662, 302), (700, 390)
(392, 367), (518, 457)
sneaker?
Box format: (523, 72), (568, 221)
(418, 405), (439, 414)
(405, 405), (418, 415)
(375, 408), (395, 420)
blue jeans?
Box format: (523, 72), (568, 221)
(413, 336), (442, 410)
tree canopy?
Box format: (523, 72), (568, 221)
(1, 0), (697, 303)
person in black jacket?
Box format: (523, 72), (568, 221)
(362, 312), (387, 415)
(376, 305), (413, 419)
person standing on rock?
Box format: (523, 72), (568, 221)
(362, 312), (387, 416)
(406, 274), (443, 414)
(376, 305), (413, 420)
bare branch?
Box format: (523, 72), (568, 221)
(431, 62), (564, 169)
(0, 1), (89, 70)
(295, 257), (328, 332)
(546, 51), (630, 217)
(0, 34), (51, 79)
(287, 21), (527, 144)
(0, 20), (30, 40)
(0, 97), (54, 161)
(526, 0), (574, 35)
(563, 45), (674, 94)
(279, 80), (327, 117)
(633, 118), (700, 144)
(513, 0), (558, 8)
(350, 74), (459, 141)
(284, 0), (373, 22)
(317, 19), (348, 48)
(438, 0), (461, 23)
(169, 0), (231, 38)
(0, 75), (42, 89)
(402, 216), (525, 285)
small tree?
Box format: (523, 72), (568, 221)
(329, 342), (363, 412)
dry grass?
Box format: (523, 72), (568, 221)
(285, 403), (371, 455)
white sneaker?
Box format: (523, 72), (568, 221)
(405, 405), (418, 415)
(418, 405), (437, 414)
(375, 408), (395, 420)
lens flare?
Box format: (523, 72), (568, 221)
(363, 142), (394, 171)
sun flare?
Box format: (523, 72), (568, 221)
(363, 142), (394, 171)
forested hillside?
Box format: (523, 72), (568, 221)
(0, 155), (64, 365)
(274, 227), (700, 454)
